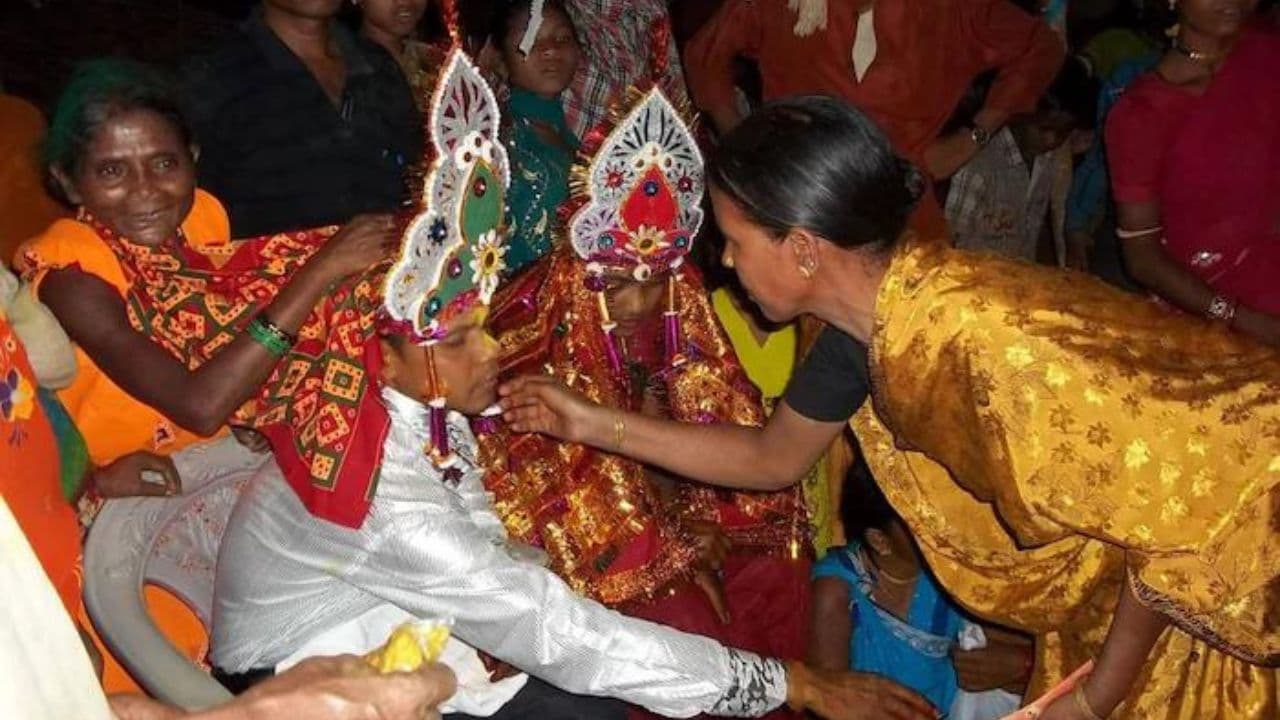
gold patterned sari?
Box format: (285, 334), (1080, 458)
(853, 239), (1280, 718)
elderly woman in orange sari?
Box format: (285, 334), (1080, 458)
(16, 58), (394, 692)
(19, 59), (396, 467)
(501, 96), (1280, 720)
(479, 86), (810, 719)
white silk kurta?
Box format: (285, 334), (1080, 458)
(211, 387), (786, 718)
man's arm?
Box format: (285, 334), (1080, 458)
(970, 0), (1064, 131)
(344, 485), (789, 718)
(683, 0), (765, 134)
(926, 0), (1064, 178)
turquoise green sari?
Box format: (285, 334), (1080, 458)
(503, 89), (579, 275)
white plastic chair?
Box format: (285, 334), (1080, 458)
(83, 436), (270, 710)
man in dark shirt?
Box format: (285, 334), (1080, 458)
(183, 0), (422, 237)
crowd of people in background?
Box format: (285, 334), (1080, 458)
(1, 0), (1278, 718)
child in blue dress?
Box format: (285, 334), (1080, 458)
(807, 452), (967, 712)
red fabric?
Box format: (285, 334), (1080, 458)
(684, 0), (1063, 164)
(1107, 22), (1280, 313)
(625, 554), (811, 720)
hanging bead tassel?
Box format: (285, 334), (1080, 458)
(663, 273), (684, 367)
(595, 290), (625, 375)
(423, 345), (457, 467)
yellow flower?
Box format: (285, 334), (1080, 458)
(1191, 469), (1216, 498)
(1159, 463), (1182, 487)
(1005, 344), (1034, 368)
(1186, 439), (1208, 456)
(469, 230), (508, 302)
(1044, 363), (1069, 387)
(1160, 497), (1189, 524)
(1124, 439), (1151, 469)
(629, 225), (670, 256)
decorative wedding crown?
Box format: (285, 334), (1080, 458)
(383, 45), (510, 345)
(566, 88), (704, 283)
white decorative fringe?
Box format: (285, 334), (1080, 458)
(519, 0), (546, 55)
(787, 0), (829, 37)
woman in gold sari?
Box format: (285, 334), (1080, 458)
(499, 95), (1280, 720)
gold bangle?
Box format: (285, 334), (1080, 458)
(612, 412), (625, 451)
(1073, 684), (1107, 720)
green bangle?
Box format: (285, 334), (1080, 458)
(247, 317), (291, 357)
(259, 315), (296, 345)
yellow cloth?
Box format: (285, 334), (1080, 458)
(711, 288), (797, 400)
(711, 287), (836, 554)
(853, 240), (1279, 717)
(16, 190), (230, 465)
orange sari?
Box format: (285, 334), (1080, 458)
(16, 190), (231, 466)
(15, 192), (238, 693)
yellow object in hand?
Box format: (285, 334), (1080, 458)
(365, 622), (451, 673)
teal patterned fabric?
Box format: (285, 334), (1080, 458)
(37, 388), (89, 502)
(504, 89), (579, 275)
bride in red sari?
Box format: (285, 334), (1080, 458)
(478, 85), (809, 719)
(1107, 2), (1280, 343)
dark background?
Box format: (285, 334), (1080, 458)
(1, 0), (254, 108)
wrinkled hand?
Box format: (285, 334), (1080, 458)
(313, 214), (399, 281)
(95, 451), (181, 498)
(229, 655), (456, 720)
(923, 130), (981, 180)
(787, 662), (938, 720)
(951, 640), (1031, 692)
(499, 374), (605, 444)
(111, 655), (456, 720)
(232, 427), (271, 454)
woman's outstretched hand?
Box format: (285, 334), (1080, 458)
(498, 375), (605, 444)
(787, 661), (939, 720)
